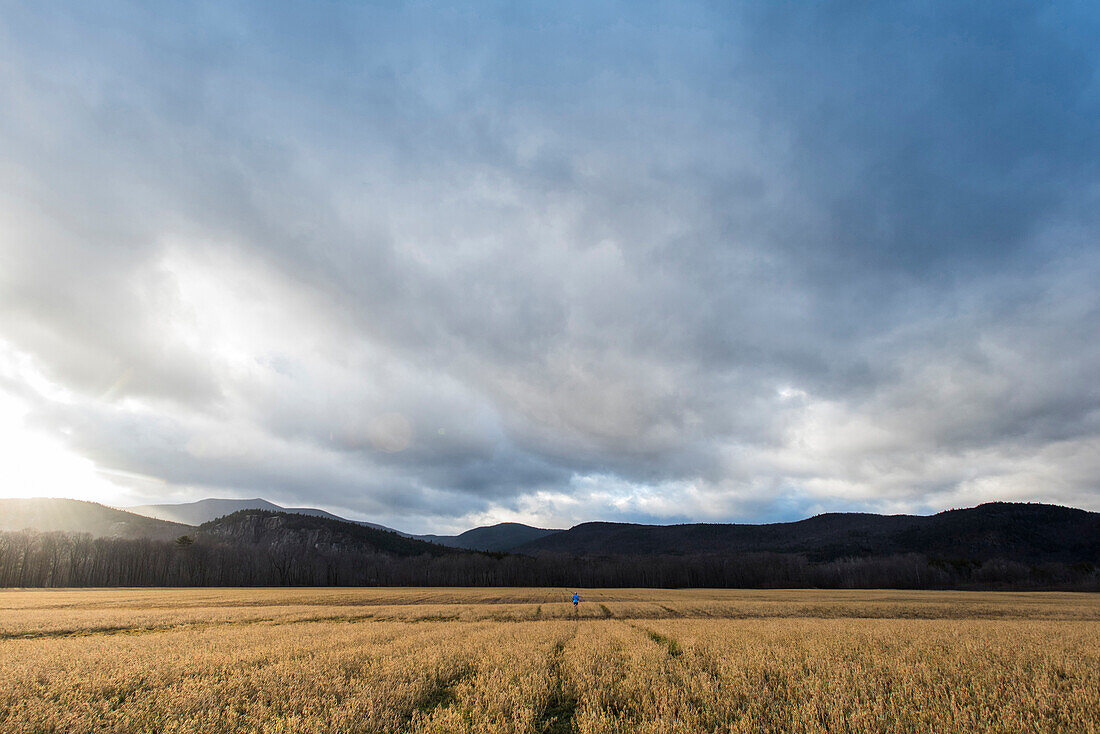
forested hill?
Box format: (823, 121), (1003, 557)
(2, 500), (1097, 589)
(513, 503), (1100, 564)
(128, 498), (402, 533)
(417, 522), (561, 552)
(199, 510), (455, 557)
(0, 498), (192, 541)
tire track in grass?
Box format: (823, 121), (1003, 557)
(643, 628), (682, 657)
(628, 622), (682, 658)
(536, 624), (579, 733)
(0, 611), (388, 640)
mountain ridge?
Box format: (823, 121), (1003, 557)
(198, 509), (456, 557)
(512, 502), (1099, 563)
(2, 498), (1097, 589)
(126, 497), (559, 551)
(417, 522), (561, 552)
(0, 498), (193, 541)
(126, 498), (401, 533)
(5, 497), (1096, 565)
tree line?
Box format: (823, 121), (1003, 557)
(1, 530), (1096, 590)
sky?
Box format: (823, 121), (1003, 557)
(1, 1), (1099, 533)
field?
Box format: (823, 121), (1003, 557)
(1, 589), (1098, 733)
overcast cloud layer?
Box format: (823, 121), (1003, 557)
(1, 1), (1098, 532)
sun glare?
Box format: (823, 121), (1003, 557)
(0, 381), (123, 504)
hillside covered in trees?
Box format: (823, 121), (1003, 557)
(0, 500), (1096, 590)
(513, 503), (1100, 563)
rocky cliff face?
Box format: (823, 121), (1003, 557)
(199, 510), (453, 557)
(203, 512), (351, 553)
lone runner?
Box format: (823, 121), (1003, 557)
(572, 592), (580, 610)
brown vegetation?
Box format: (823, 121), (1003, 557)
(1, 588), (1098, 732)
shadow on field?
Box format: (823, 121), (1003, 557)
(417, 666), (473, 716)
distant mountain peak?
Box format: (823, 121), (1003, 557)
(125, 497), (402, 534)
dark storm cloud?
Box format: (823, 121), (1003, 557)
(1, 1), (1098, 530)
(735, 2), (1100, 270)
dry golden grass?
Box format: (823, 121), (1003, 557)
(1, 588), (1097, 733)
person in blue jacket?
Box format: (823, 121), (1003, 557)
(572, 592), (580, 609)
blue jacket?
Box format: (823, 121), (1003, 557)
(572, 594), (579, 603)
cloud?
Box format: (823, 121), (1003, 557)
(1, 1), (1098, 531)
